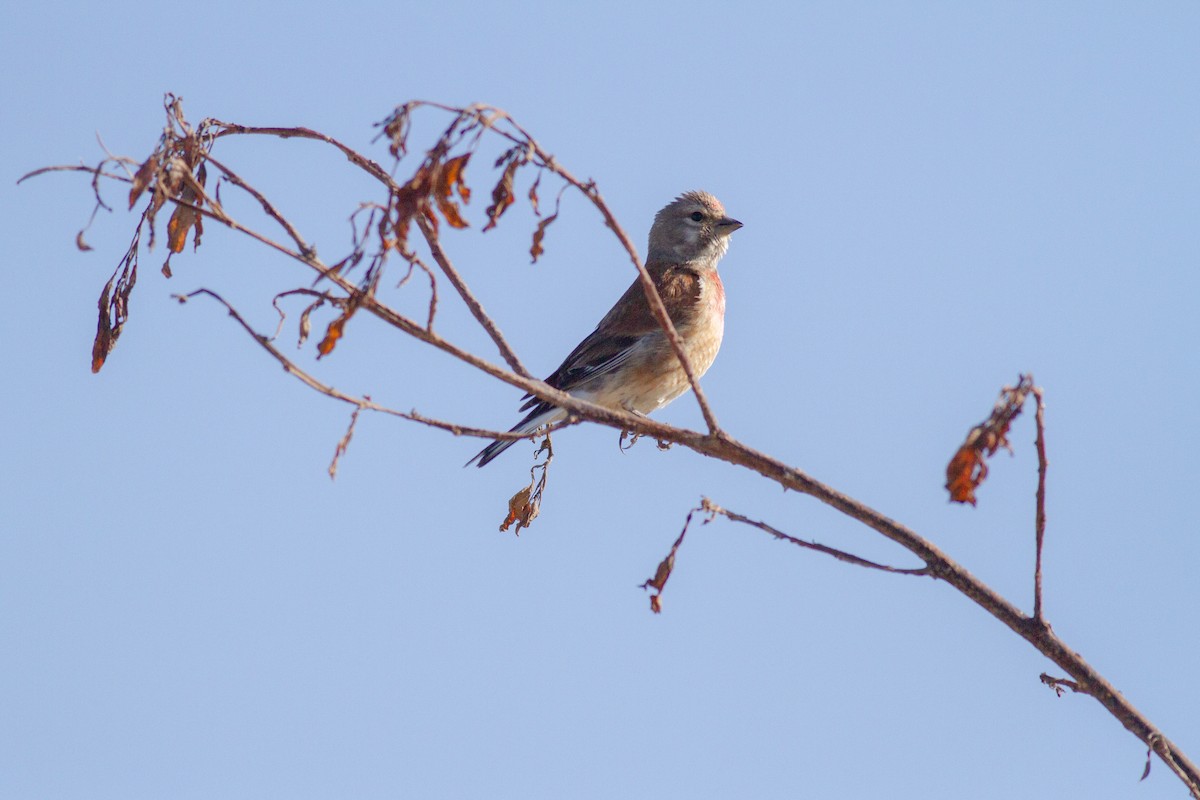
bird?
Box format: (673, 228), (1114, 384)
(468, 190), (742, 467)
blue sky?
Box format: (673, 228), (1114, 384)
(3, 2), (1198, 798)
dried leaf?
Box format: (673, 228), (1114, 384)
(161, 259), (172, 278)
(90, 241), (139, 373)
(297, 298), (324, 348)
(945, 442), (986, 505)
(128, 154), (158, 209)
(382, 103), (414, 158)
(528, 172), (542, 216)
(192, 163), (206, 250)
(500, 485), (539, 534)
(640, 549), (678, 614)
(328, 405), (362, 481)
(317, 304), (357, 358)
(530, 210), (558, 263)
(391, 169), (430, 254)
(165, 162), (206, 254)
(483, 156), (521, 231)
(91, 278), (114, 373)
(945, 375), (1034, 505)
(643, 551), (675, 593)
(433, 153), (471, 229)
(166, 203), (196, 253)
(75, 231), (93, 252)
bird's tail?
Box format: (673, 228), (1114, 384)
(467, 404), (565, 467)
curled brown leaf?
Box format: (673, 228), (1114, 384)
(500, 485), (539, 534)
(91, 278), (114, 373)
(483, 156), (521, 232)
(433, 153), (471, 229)
(530, 210), (558, 264)
(128, 154), (158, 209)
(945, 375), (1035, 505)
(317, 303), (358, 358)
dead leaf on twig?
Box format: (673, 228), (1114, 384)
(128, 154), (158, 209)
(640, 506), (704, 613)
(527, 172), (542, 216)
(90, 225), (143, 373)
(433, 153), (471, 229)
(317, 302), (357, 358)
(641, 551), (676, 614)
(165, 162), (207, 254)
(530, 211), (558, 263)
(380, 102), (415, 158)
(500, 485), (538, 534)
(484, 151), (523, 231)
(945, 374), (1035, 505)
(329, 404), (363, 480)
(498, 434), (554, 535)
(297, 298), (324, 348)
(530, 186), (564, 264)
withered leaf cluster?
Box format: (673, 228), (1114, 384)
(92, 96), (212, 372)
(945, 374), (1036, 504)
(378, 104), (558, 266)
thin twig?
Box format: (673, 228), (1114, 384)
(204, 153), (313, 258)
(416, 214), (531, 377)
(641, 504), (705, 613)
(172, 288), (552, 445)
(16, 163), (132, 185)
(208, 121), (395, 186)
(1032, 386), (1048, 623)
(329, 404), (362, 480)
(1040, 672), (1087, 697)
(700, 498), (931, 576)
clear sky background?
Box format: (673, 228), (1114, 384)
(3, 2), (1198, 798)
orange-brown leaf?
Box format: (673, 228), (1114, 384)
(500, 485), (539, 534)
(91, 279), (115, 373)
(483, 157), (521, 232)
(165, 166), (205, 254)
(128, 154), (158, 209)
(528, 173), (542, 216)
(317, 308), (354, 358)
(434, 153), (472, 229)
(945, 376), (1034, 505)
(75, 231), (93, 252)
(530, 211), (558, 263)
(945, 443), (985, 505)
(644, 551), (675, 593)
(166, 204), (196, 253)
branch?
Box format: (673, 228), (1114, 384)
(1033, 386), (1048, 622)
(417, 213), (531, 378)
(34, 99), (1199, 798)
(172, 288), (553, 447)
(208, 121), (395, 185)
(700, 498), (930, 576)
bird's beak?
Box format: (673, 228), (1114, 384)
(716, 217), (743, 235)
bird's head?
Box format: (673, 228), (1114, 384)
(648, 190), (742, 264)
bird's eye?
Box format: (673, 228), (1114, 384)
(689, 211), (704, 222)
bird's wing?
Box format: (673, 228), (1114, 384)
(518, 264), (702, 410)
